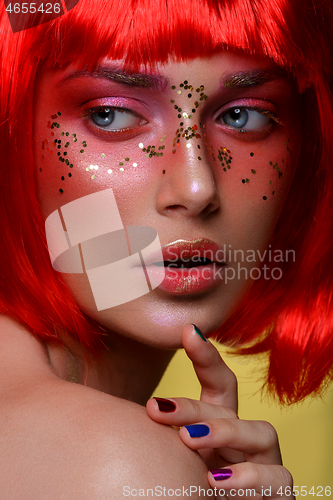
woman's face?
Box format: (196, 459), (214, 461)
(34, 51), (302, 347)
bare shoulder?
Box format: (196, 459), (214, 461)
(0, 317), (211, 499)
(1, 382), (210, 499)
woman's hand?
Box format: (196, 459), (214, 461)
(146, 324), (293, 499)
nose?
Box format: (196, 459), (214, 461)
(156, 139), (220, 218)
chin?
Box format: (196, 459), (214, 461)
(84, 290), (239, 349)
(62, 268), (251, 348)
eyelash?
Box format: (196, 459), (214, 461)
(214, 102), (284, 140)
(83, 106), (148, 139)
(83, 102), (283, 142)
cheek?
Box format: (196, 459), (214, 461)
(36, 111), (91, 214)
(207, 131), (299, 251)
(36, 113), (168, 315)
(211, 131), (296, 206)
(35, 110), (170, 219)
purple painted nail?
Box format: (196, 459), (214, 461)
(154, 397), (176, 412)
(210, 468), (233, 481)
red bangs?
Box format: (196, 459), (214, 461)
(15, 0), (328, 88)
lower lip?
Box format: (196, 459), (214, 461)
(146, 263), (226, 295)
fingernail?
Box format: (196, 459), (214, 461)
(210, 468), (233, 481)
(192, 324), (208, 342)
(154, 397), (176, 412)
(185, 424), (210, 437)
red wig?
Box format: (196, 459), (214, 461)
(0, 0), (332, 403)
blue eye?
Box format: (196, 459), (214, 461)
(89, 107), (146, 131)
(91, 107), (115, 127)
(220, 108), (272, 130)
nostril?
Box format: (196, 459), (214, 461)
(165, 204), (187, 212)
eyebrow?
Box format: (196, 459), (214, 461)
(57, 66), (289, 94)
(57, 66), (169, 91)
(223, 69), (289, 89)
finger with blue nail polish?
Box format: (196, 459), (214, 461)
(184, 423), (210, 438)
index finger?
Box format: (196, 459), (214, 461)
(182, 324), (238, 412)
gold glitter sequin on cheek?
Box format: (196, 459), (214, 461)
(271, 137), (293, 199)
(263, 151), (289, 200)
(41, 112), (80, 194)
(218, 147), (232, 171)
(141, 144), (165, 158)
(238, 149), (286, 200)
(42, 111), (145, 191)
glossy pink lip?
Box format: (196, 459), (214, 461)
(145, 239), (227, 295)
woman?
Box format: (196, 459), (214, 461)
(0, 0), (332, 497)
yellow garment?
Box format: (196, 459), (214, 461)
(154, 342), (333, 490)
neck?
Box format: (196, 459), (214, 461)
(47, 331), (175, 406)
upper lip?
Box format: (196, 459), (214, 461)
(144, 238), (226, 266)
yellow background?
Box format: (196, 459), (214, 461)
(153, 343), (333, 494)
